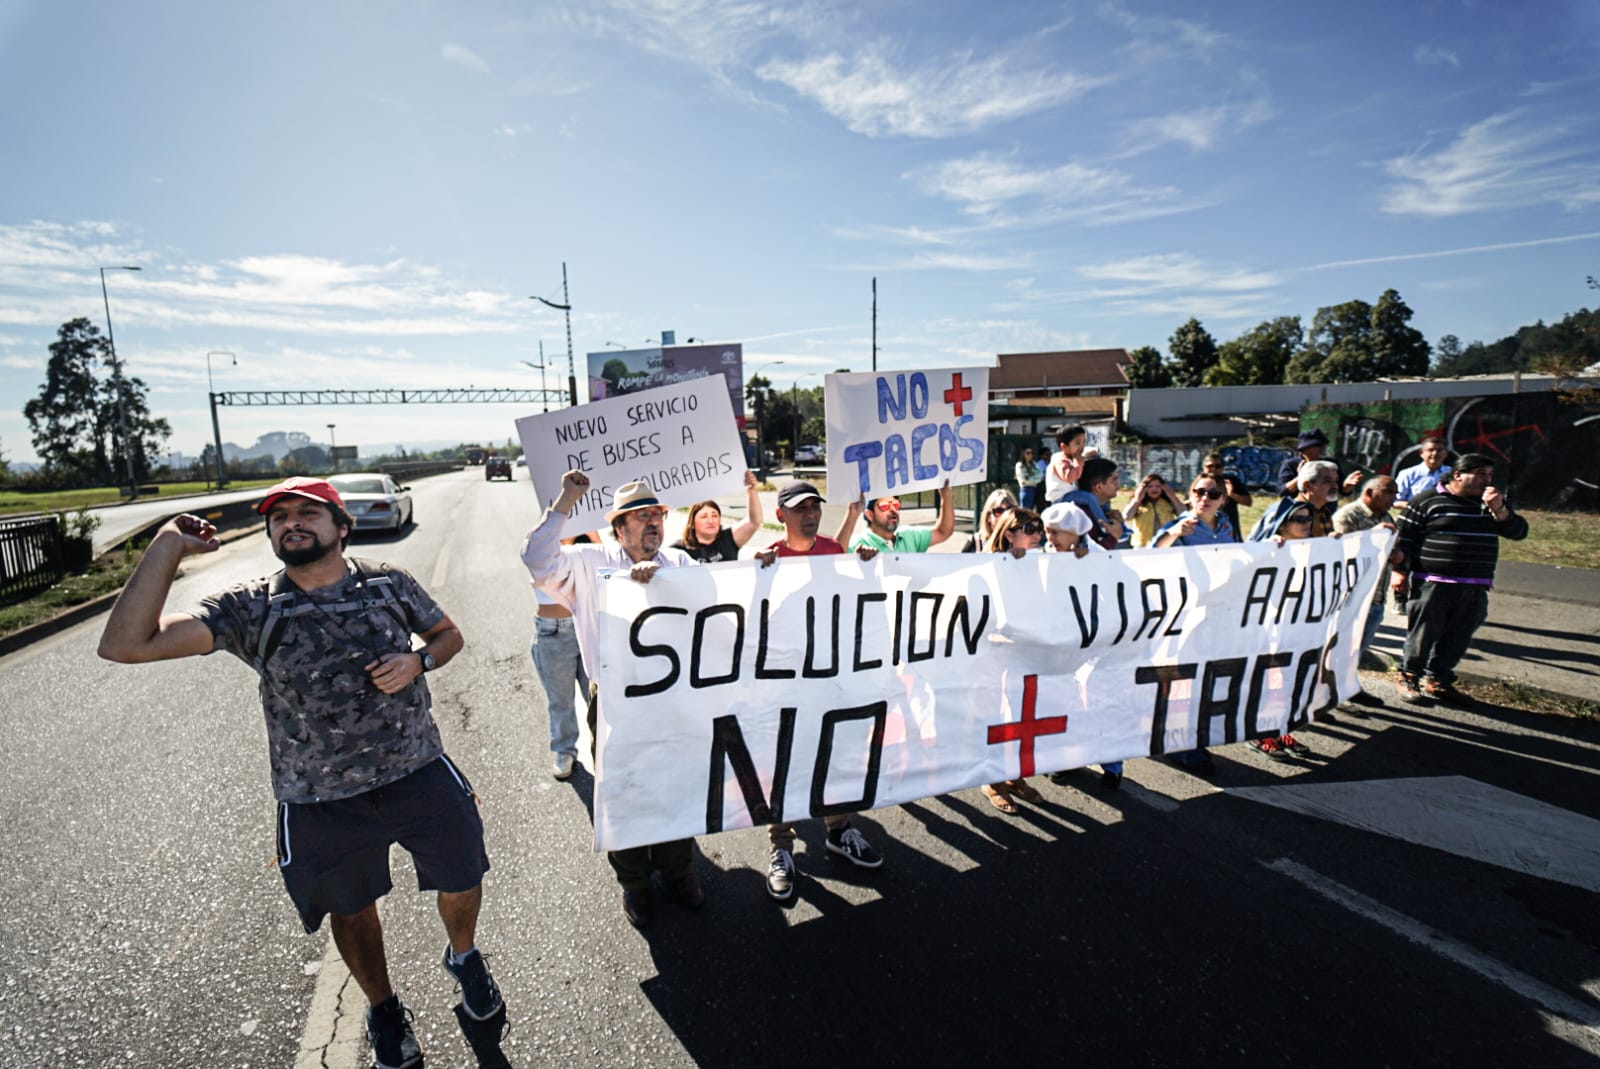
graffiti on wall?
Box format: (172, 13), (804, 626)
(1307, 391), (1600, 511)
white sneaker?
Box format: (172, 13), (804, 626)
(552, 753), (576, 780)
(766, 848), (796, 900)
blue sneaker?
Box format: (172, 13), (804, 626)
(442, 946), (504, 1022)
(366, 995), (423, 1069)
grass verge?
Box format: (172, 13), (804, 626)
(1455, 678), (1599, 721)
(0, 478), (281, 518)
(0, 546), (140, 639)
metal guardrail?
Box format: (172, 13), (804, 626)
(0, 515), (65, 604)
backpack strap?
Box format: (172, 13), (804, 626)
(254, 569), (301, 670)
(252, 560), (412, 670)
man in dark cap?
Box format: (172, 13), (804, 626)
(752, 482), (880, 900)
(99, 477), (508, 1069)
(1391, 454), (1529, 702)
(1278, 428), (1365, 498)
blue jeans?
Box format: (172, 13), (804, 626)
(1018, 485), (1040, 511)
(531, 617), (587, 758)
(1359, 595), (1385, 655)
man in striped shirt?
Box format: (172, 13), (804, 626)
(1391, 453), (1529, 702)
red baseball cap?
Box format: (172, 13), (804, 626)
(256, 476), (346, 515)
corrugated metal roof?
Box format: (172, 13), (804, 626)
(992, 348), (1131, 389)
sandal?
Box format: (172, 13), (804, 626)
(1006, 778), (1043, 804)
(982, 783), (1019, 814)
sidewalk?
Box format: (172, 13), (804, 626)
(725, 482), (1600, 706)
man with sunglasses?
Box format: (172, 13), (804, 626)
(850, 479), (956, 553)
(98, 477), (506, 1069)
(522, 471), (706, 929)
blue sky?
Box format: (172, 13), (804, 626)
(3, 0), (1598, 463)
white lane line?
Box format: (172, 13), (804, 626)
(296, 938), (363, 1068)
(1232, 775), (1600, 894)
(431, 537), (452, 590)
(1263, 858), (1600, 1056)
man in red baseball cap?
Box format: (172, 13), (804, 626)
(99, 480), (512, 1067)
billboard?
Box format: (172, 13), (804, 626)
(587, 343), (745, 429)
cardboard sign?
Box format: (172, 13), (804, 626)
(516, 377), (746, 535)
(824, 367), (989, 499)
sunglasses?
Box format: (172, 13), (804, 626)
(1284, 514), (1313, 525)
(1018, 522), (1044, 536)
(1191, 487), (1224, 500)
(875, 499), (901, 512)
(990, 505), (1012, 515)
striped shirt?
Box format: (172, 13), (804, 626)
(1393, 487), (1528, 586)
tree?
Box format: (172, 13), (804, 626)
(1123, 345), (1172, 388)
(1205, 316), (1303, 386)
(1431, 334), (1464, 377)
(0, 435), (11, 482)
(24, 318), (107, 484)
(1287, 290), (1431, 383)
(279, 444), (329, 474)
(1167, 319), (1218, 387)
(23, 317), (171, 486)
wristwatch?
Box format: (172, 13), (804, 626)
(418, 650), (436, 673)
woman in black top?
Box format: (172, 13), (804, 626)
(671, 470), (764, 563)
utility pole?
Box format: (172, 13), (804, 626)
(871, 276), (878, 372)
(532, 263), (578, 407)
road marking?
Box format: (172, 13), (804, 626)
(1263, 858), (1600, 1056)
(296, 938), (363, 1068)
(431, 538), (452, 589)
(1231, 775), (1600, 893)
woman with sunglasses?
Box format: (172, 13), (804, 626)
(962, 487), (1019, 553)
(1153, 475), (1237, 547)
(977, 508), (1049, 813)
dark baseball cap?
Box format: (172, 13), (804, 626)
(1296, 428), (1329, 450)
(777, 481), (825, 508)
(257, 476), (346, 514)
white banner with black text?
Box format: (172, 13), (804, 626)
(591, 530), (1393, 851)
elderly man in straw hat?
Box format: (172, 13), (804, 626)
(521, 470), (704, 928)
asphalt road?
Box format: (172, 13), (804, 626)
(2, 468), (1598, 1067)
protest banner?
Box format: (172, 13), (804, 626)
(824, 367), (989, 499)
(516, 376), (746, 537)
(590, 529), (1392, 851)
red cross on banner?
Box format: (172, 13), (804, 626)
(944, 372), (973, 416)
(986, 674), (1067, 777)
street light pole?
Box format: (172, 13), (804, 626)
(531, 263), (577, 407)
(99, 265), (141, 494)
(521, 341), (550, 412)
(327, 424), (337, 474)
(206, 350), (236, 488)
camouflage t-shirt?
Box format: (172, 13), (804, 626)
(192, 559), (446, 804)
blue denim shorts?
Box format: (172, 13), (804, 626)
(275, 754), (490, 932)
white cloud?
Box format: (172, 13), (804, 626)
(1302, 230), (1600, 271)
(911, 154), (1192, 227)
(0, 222), (555, 340)
(442, 43), (491, 74)
(1078, 254), (1281, 293)
(1414, 44), (1461, 69)
(757, 48), (1105, 138)
(1099, 2), (1229, 65)
(1119, 94), (1273, 155)
(1380, 111), (1600, 216)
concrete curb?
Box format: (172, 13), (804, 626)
(0, 522), (263, 658)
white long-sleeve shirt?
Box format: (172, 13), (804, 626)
(520, 507), (696, 680)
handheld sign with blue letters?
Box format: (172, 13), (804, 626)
(824, 367), (989, 500)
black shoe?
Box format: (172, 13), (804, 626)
(622, 888), (653, 928)
(453, 1000), (512, 1069)
(826, 825), (883, 869)
(1100, 769), (1122, 790)
(442, 946), (503, 1022)
(664, 873), (706, 910)
(367, 995), (423, 1069)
